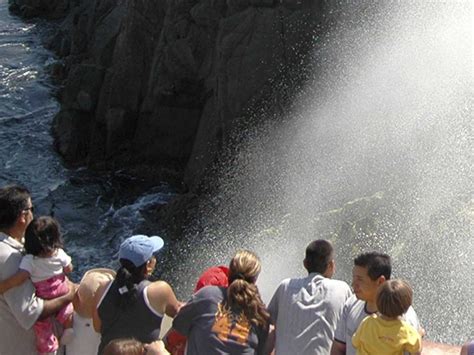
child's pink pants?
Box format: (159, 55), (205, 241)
(33, 274), (73, 354)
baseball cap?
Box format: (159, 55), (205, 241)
(194, 266), (229, 292)
(118, 234), (164, 267)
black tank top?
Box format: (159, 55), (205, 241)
(97, 279), (163, 354)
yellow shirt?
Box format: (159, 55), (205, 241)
(352, 314), (421, 355)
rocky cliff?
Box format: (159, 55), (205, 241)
(9, 0), (334, 190)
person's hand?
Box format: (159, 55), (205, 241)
(418, 327), (426, 338)
(144, 340), (170, 355)
(65, 279), (78, 302)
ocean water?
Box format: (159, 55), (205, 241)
(0, 0), (174, 280)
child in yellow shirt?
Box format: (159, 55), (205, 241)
(352, 279), (422, 355)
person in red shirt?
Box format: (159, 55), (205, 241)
(165, 266), (229, 355)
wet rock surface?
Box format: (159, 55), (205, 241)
(9, 0), (330, 189)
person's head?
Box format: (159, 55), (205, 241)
(303, 239), (335, 277)
(376, 279), (413, 318)
(103, 338), (145, 355)
(194, 265), (229, 293)
(352, 252), (391, 302)
(115, 235), (164, 304)
(227, 250), (269, 327)
(0, 185), (33, 237)
(24, 216), (63, 256)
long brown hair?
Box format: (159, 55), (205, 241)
(227, 250), (269, 327)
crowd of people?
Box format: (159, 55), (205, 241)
(0, 184), (472, 355)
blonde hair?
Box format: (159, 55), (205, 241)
(103, 338), (145, 355)
(376, 279), (413, 318)
(227, 250), (269, 327)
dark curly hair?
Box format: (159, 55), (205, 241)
(24, 216), (63, 256)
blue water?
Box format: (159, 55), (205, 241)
(0, 1), (175, 279)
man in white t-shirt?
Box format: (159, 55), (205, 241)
(268, 240), (352, 355)
(0, 184), (76, 354)
(330, 252), (423, 355)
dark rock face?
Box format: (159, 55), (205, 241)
(11, 0), (331, 188)
(8, 0), (69, 19)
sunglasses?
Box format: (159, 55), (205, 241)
(23, 206), (35, 213)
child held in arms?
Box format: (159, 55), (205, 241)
(352, 279), (422, 355)
(0, 216), (74, 354)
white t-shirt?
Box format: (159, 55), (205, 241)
(20, 248), (71, 283)
(0, 232), (43, 354)
(334, 294), (421, 355)
(268, 273), (352, 355)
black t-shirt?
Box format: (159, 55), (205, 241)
(173, 286), (269, 355)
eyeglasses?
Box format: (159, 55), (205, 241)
(23, 206), (34, 213)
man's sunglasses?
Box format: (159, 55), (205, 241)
(23, 206), (35, 213)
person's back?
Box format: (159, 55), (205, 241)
(352, 315), (420, 355)
(269, 274), (351, 354)
(172, 250), (270, 355)
(175, 285), (267, 355)
(98, 279), (163, 353)
(268, 240), (351, 355)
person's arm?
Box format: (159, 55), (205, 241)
(2, 251), (42, 330)
(172, 289), (208, 336)
(63, 263), (73, 274)
(330, 340), (346, 355)
(0, 269), (30, 294)
(404, 306), (424, 337)
(146, 280), (182, 318)
(262, 324), (275, 355)
(403, 323), (422, 355)
(38, 280), (77, 320)
(58, 248), (73, 274)
(460, 341), (472, 355)
(263, 282), (283, 355)
(331, 296), (350, 355)
(267, 282), (282, 325)
(351, 323), (362, 350)
(418, 327), (425, 338)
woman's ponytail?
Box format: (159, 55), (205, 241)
(227, 251), (269, 327)
(115, 259), (147, 306)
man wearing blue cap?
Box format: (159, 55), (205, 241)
(92, 234), (181, 354)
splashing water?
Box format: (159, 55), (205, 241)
(0, 0), (471, 345)
(178, 1), (473, 344)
